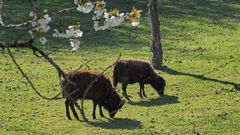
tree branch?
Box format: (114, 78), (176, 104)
(52, 7), (76, 15)
(7, 47), (63, 100)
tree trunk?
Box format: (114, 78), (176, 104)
(149, 0), (163, 69)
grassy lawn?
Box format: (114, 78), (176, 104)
(0, 0), (240, 134)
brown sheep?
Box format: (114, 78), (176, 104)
(113, 59), (166, 98)
(61, 70), (125, 120)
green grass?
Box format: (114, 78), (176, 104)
(1, 0), (240, 134)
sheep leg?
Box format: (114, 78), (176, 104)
(74, 102), (88, 122)
(113, 79), (118, 87)
(92, 101), (97, 119)
(139, 82), (144, 98)
(122, 83), (128, 96)
(143, 90), (147, 97)
(69, 102), (80, 121)
(141, 83), (147, 97)
(122, 83), (131, 100)
(65, 99), (72, 120)
(98, 104), (104, 117)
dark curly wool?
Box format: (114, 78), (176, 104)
(62, 70), (125, 120)
(113, 59), (166, 98)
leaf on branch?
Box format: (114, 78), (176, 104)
(126, 7), (143, 26)
(108, 8), (120, 17)
(95, 1), (106, 9)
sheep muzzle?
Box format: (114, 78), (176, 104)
(109, 99), (126, 118)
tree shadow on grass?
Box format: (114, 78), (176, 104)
(88, 118), (142, 129)
(161, 66), (240, 90)
(128, 95), (179, 107)
(159, 0), (240, 25)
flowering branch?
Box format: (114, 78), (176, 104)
(0, 0), (143, 121)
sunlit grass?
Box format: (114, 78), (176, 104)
(0, 0), (240, 134)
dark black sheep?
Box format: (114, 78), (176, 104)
(62, 70), (125, 120)
(113, 59), (166, 98)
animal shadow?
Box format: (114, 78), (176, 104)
(88, 118), (142, 129)
(128, 95), (179, 106)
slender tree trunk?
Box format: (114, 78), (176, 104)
(149, 0), (163, 69)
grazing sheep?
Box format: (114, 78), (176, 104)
(61, 70), (125, 120)
(113, 59), (166, 98)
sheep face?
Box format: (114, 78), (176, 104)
(109, 99), (126, 118)
(104, 91), (125, 118)
(151, 76), (166, 96)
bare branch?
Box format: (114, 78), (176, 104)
(46, 43), (67, 56)
(0, 40), (32, 48)
(29, 0), (36, 15)
(2, 20), (32, 28)
(7, 47), (63, 100)
(52, 7), (76, 15)
(2, 38), (122, 121)
(0, 0), (33, 28)
(1, 39), (73, 100)
(77, 59), (93, 70)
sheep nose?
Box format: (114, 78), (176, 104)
(158, 91), (164, 96)
(110, 114), (115, 118)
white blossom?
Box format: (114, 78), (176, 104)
(66, 26), (83, 38)
(94, 8), (107, 20)
(29, 11), (33, 17)
(120, 13), (125, 17)
(28, 30), (33, 35)
(39, 37), (47, 45)
(70, 39), (80, 51)
(30, 13), (51, 33)
(31, 21), (37, 27)
(105, 15), (124, 27)
(93, 10), (125, 31)
(131, 20), (140, 27)
(43, 9), (48, 13)
(23, 1), (142, 50)
(93, 21), (108, 31)
(53, 26), (83, 39)
(74, 0), (79, 5)
(77, 2), (94, 13)
(53, 26), (83, 51)
(0, 12), (3, 26)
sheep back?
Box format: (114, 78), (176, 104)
(62, 70), (114, 101)
(113, 59), (155, 84)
